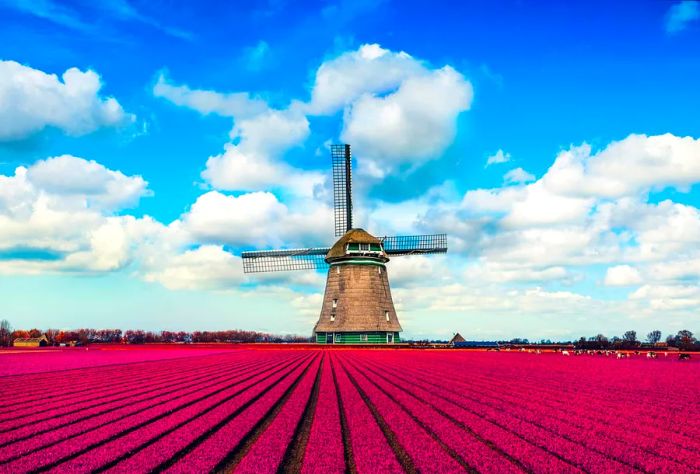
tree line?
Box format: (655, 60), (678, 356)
(0, 319), (310, 346)
(572, 329), (698, 351)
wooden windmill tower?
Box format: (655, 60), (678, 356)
(242, 144), (447, 344)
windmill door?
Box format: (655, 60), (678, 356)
(326, 333), (333, 344)
(387, 333), (394, 344)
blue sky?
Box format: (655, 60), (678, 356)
(0, 0), (699, 340)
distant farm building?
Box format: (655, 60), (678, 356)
(449, 333), (466, 345)
(13, 335), (49, 347)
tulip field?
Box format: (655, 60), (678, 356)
(0, 347), (698, 473)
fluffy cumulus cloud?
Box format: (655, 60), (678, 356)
(25, 155), (149, 210)
(341, 65), (472, 177)
(156, 43), (473, 192)
(181, 191), (332, 248)
(403, 133), (700, 322)
(306, 44), (473, 177)
(306, 43), (425, 114)
(155, 75), (319, 195)
(0, 156), (155, 274)
(604, 265), (643, 286)
(541, 134), (700, 198)
(0, 60), (132, 141)
(143, 245), (244, 290)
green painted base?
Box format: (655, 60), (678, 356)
(315, 331), (401, 344)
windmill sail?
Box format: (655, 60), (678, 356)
(241, 247), (330, 273)
(332, 144), (352, 236)
(381, 234), (448, 255)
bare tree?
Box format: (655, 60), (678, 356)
(622, 330), (638, 348)
(646, 330), (662, 344)
(0, 319), (11, 347)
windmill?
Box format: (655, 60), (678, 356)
(241, 144), (447, 344)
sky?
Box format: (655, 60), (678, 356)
(0, 0), (699, 341)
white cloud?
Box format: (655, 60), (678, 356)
(0, 60), (132, 141)
(604, 265), (643, 286)
(503, 167), (535, 184)
(159, 43), (474, 193)
(630, 284), (700, 311)
(153, 73), (267, 117)
(486, 149), (511, 166)
(182, 191), (332, 249)
(542, 134), (700, 199)
(25, 155), (149, 211)
(305, 43), (474, 177)
(201, 143), (325, 197)
(228, 105), (309, 154)
(0, 156), (154, 274)
(342, 65), (472, 177)
(307, 43), (424, 114)
(143, 245), (245, 290)
(155, 74), (317, 196)
(400, 132), (700, 322)
(666, 1), (700, 34)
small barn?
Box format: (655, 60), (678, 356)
(449, 333), (466, 345)
(13, 335), (49, 347)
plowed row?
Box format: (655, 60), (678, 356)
(1, 348), (698, 473)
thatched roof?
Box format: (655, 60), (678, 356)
(449, 333), (466, 344)
(326, 228), (383, 260)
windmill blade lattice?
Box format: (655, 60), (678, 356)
(381, 234), (448, 256)
(332, 144), (352, 237)
(241, 248), (330, 273)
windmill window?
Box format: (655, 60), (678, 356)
(332, 299), (337, 308)
(378, 267), (382, 274)
(330, 313), (335, 322)
(385, 311), (390, 321)
(360, 334), (368, 342)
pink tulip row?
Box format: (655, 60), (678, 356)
(301, 356), (345, 474)
(328, 354), (404, 473)
(0, 354), (251, 433)
(0, 353), (303, 472)
(1, 348), (698, 473)
(0, 354), (281, 454)
(0, 346), (230, 377)
(391, 352), (700, 454)
(161, 355), (318, 473)
(0, 351), (238, 412)
(343, 358), (524, 474)
(415, 353), (700, 426)
(60, 354), (313, 473)
(430, 364), (700, 469)
(233, 356), (322, 473)
(351, 357), (582, 473)
(350, 350), (700, 474)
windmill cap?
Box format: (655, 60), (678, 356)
(326, 228), (383, 260)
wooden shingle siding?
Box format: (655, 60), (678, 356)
(314, 264), (401, 333)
